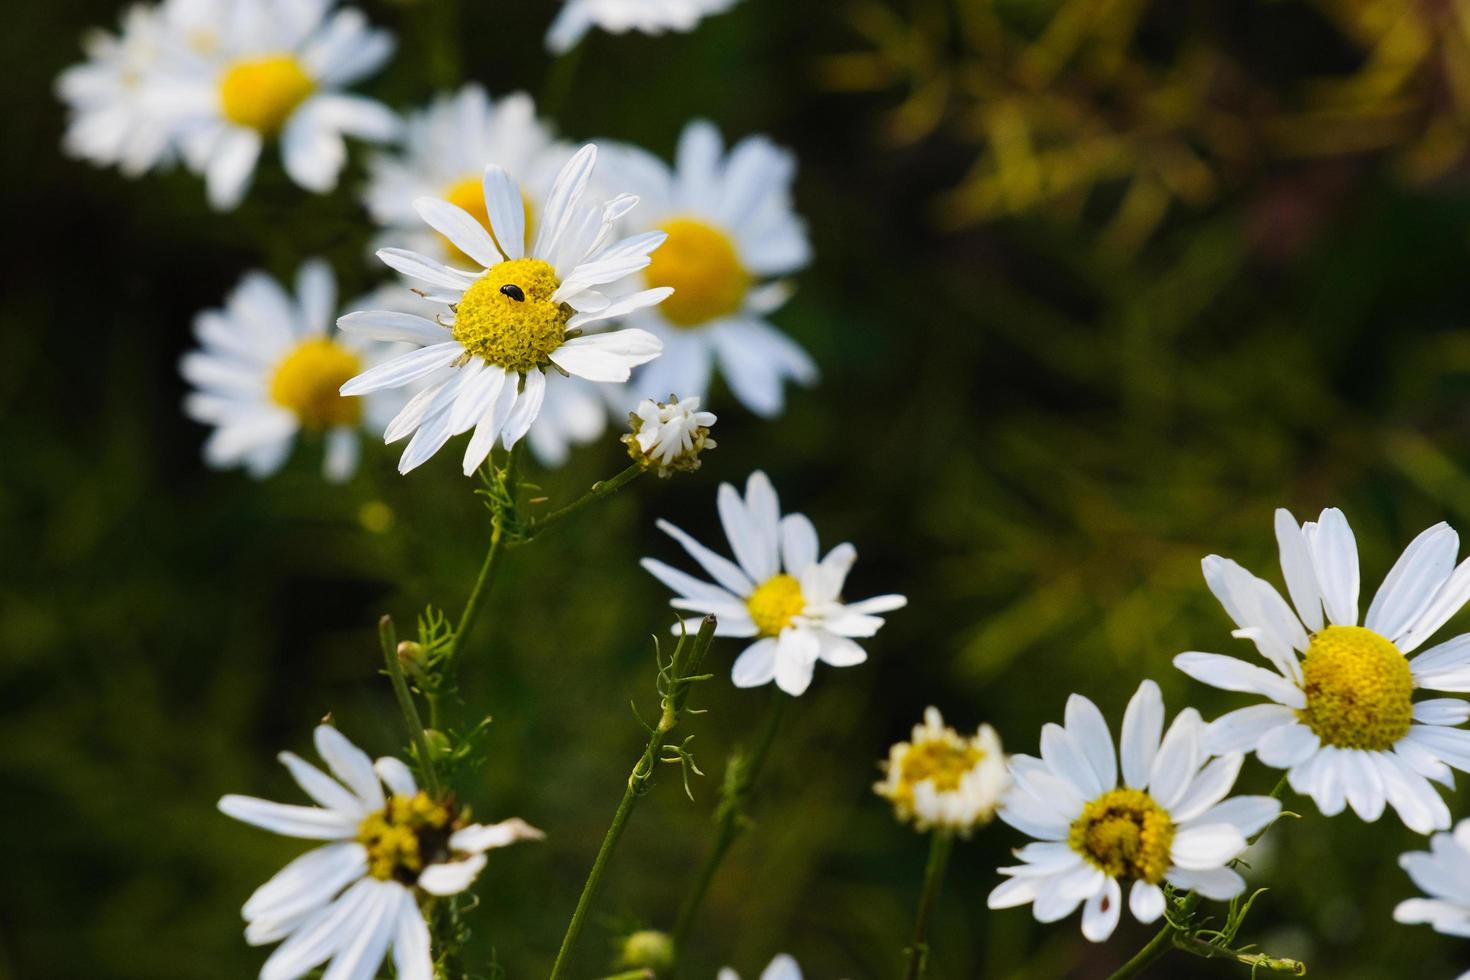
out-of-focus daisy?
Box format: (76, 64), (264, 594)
(364, 86), (570, 267)
(546, 0), (740, 54)
(605, 121), (815, 417)
(622, 395), (716, 476)
(163, 0), (398, 209)
(218, 725), (542, 980)
(718, 953), (801, 980)
(642, 470), (906, 696)
(181, 259), (403, 482)
(1176, 508), (1470, 833)
(338, 144), (669, 476)
(876, 707), (1009, 835)
(1395, 819), (1470, 964)
(989, 680), (1281, 943)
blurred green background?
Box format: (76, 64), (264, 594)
(8, 0), (1470, 977)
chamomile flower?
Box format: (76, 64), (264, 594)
(218, 725), (542, 980)
(363, 86), (571, 267)
(718, 954), (802, 980)
(988, 681), (1281, 943)
(622, 395), (717, 476)
(1176, 508), (1470, 833)
(164, 0), (398, 210)
(1395, 819), (1470, 965)
(338, 145), (668, 475)
(181, 259), (402, 482)
(642, 470), (906, 696)
(546, 0), (741, 54)
(876, 708), (1009, 835)
(604, 121), (816, 417)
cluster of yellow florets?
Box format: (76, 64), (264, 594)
(219, 55), (314, 134)
(1068, 788), (1175, 884)
(646, 217), (749, 326)
(876, 708), (1008, 834)
(356, 792), (453, 882)
(452, 258), (569, 372)
(1298, 625), (1415, 750)
(746, 574), (806, 636)
(269, 338), (363, 429)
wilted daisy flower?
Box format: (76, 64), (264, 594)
(219, 725), (542, 980)
(622, 395), (716, 476)
(164, 0), (398, 209)
(642, 470), (906, 696)
(363, 86), (570, 266)
(988, 680), (1280, 943)
(1176, 508), (1470, 833)
(546, 0), (741, 54)
(181, 259), (402, 482)
(876, 707), (1009, 835)
(718, 953), (801, 980)
(605, 121), (815, 417)
(1395, 819), (1470, 959)
(338, 145), (669, 476)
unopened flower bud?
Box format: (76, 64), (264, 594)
(618, 929), (674, 974)
(622, 395), (717, 477)
(397, 640), (426, 669)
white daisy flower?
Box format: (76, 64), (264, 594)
(546, 0), (741, 54)
(988, 680), (1281, 943)
(181, 259), (403, 482)
(363, 86), (571, 268)
(642, 470), (907, 696)
(1395, 818), (1470, 970)
(622, 394), (717, 475)
(338, 144), (669, 476)
(1175, 507), (1470, 833)
(718, 953), (802, 980)
(604, 121), (816, 417)
(163, 0), (398, 210)
(875, 707), (1009, 835)
(218, 725), (542, 980)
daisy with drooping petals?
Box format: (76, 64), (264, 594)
(181, 259), (403, 482)
(219, 725), (542, 980)
(604, 121), (816, 417)
(642, 470), (906, 696)
(988, 680), (1280, 943)
(1176, 507), (1470, 833)
(338, 144), (669, 476)
(718, 953), (802, 980)
(163, 0), (398, 209)
(1395, 818), (1470, 970)
(363, 86), (571, 267)
(876, 707), (1009, 835)
(546, 0), (741, 54)
(622, 395), (717, 476)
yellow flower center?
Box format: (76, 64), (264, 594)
(645, 217), (749, 327)
(1068, 788), (1175, 884)
(442, 177), (537, 265)
(452, 258), (568, 372)
(356, 791), (453, 883)
(746, 573), (805, 636)
(1298, 625), (1414, 750)
(270, 338), (363, 429)
(219, 54), (314, 134)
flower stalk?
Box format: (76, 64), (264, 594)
(521, 462), (645, 543)
(378, 614), (440, 798)
(902, 831), (954, 980)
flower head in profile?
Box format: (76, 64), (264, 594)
(181, 259), (403, 482)
(718, 953), (801, 980)
(876, 707), (1009, 835)
(623, 395), (717, 476)
(604, 120), (815, 417)
(1395, 818), (1470, 963)
(642, 470), (906, 696)
(164, 0), (398, 209)
(218, 725), (541, 980)
(1176, 508), (1470, 833)
(546, 0), (741, 54)
(338, 144), (669, 476)
(988, 681), (1280, 943)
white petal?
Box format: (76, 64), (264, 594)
(1275, 508), (1324, 632)
(243, 842), (368, 922)
(1411, 635), (1470, 691)
(1065, 694), (1118, 794)
(314, 726), (386, 811)
(449, 818), (544, 853)
(1187, 796), (1281, 838)
(1173, 652), (1305, 708)
(260, 878), (377, 980)
(1414, 699), (1470, 726)
(376, 248), (478, 291)
(418, 854), (487, 896)
(414, 197), (501, 269)
(337, 310), (448, 346)
(483, 165), (525, 260)
(391, 891), (433, 980)
(1367, 522), (1459, 641)
(548, 330), (662, 382)
(1309, 507), (1360, 626)
(1164, 866), (1245, 901)
(1256, 723), (1320, 768)
(655, 519), (756, 596)
(498, 370), (547, 450)
(731, 637), (778, 687)
(1129, 881), (1166, 924)
(1040, 723), (1103, 800)
(1148, 709), (1202, 809)
(219, 795), (357, 839)
(1120, 680), (1164, 789)
(321, 879), (400, 980)
(1400, 557), (1470, 653)
(277, 752), (366, 816)
(779, 513), (819, 573)
(1169, 753), (1243, 823)
(373, 758), (417, 798)
(1203, 703), (1297, 755)
(340, 342), (464, 396)
(773, 628), (819, 696)
(1080, 877), (1123, 942)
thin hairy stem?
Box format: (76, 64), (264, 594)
(524, 463), (644, 542)
(902, 831), (954, 980)
(378, 615), (440, 798)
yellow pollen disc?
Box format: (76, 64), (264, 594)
(270, 338), (363, 430)
(747, 573), (804, 636)
(219, 54), (314, 134)
(452, 258), (568, 372)
(443, 177), (537, 264)
(356, 791), (453, 883)
(892, 738), (983, 809)
(1298, 625), (1414, 750)
(1068, 788), (1175, 885)
(645, 217), (749, 327)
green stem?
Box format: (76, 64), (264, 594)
(671, 689), (788, 960)
(450, 445), (522, 660)
(378, 615), (441, 798)
(1170, 936), (1305, 975)
(902, 831), (954, 980)
(549, 617), (719, 980)
(524, 464), (643, 542)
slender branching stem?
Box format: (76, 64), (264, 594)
(1171, 936), (1306, 975)
(523, 463), (644, 542)
(378, 615), (440, 798)
(902, 831), (954, 980)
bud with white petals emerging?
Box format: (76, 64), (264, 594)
(622, 395), (717, 477)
